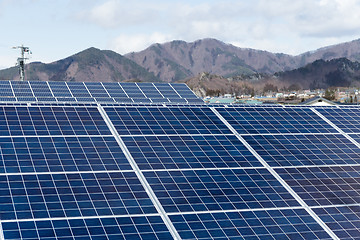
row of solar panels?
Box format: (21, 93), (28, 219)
(0, 104), (360, 239)
(0, 81), (203, 104)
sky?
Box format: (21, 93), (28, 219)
(1, 0), (360, 69)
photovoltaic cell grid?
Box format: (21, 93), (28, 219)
(0, 103), (172, 239)
(276, 166), (360, 207)
(105, 106), (232, 135)
(0, 81), (203, 104)
(143, 169), (300, 213)
(0, 106), (111, 136)
(313, 206), (360, 240)
(317, 108), (360, 133)
(0, 136), (132, 173)
(216, 107), (338, 134)
(2, 215), (173, 240)
(170, 208), (332, 240)
(2, 82), (360, 240)
(0, 172), (157, 221)
(243, 134), (360, 167)
(122, 135), (262, 170)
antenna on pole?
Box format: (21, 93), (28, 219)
(12, 45), (31, 81)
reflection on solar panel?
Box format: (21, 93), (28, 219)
(144, 169), (299, 213)
(123, 135), (261, 170)
(105, 106), (232, 135)
(2, 79), (360, 239)
(0, 136), (132, 173)
(0, 171), (157, 220)
(317, 108), (360, 133)
(170, 209), (332, 239)
(217, 107), (337, 134)
(313, 206), (360, 240)
(276, 166), (360, 206)
(243, 134), (360, 167)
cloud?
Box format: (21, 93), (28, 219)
(79, 0), (161, 28)
(79, 0), (360, 55)
(109, 32), (173, 54)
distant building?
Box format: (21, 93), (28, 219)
(300, 96), (337, 106)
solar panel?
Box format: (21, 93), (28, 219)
(0, 171), (158, 220)
(170, 208), (332, 239)
(2, 80), (360, 239)
(216, 107), (338, 134)
(85, 82), (111, 98)
(0, 136), (132, 173)
(10, 81), (33, 97)
(2, 215), (173, 240)
(313, 206), (360, 240)
(48, 81), (72, 98)
(105, 106), (232, 135)
(317, 108), (360, 133)
(0, 106), (111, 136)
(170, 83), (199, 99)
(144, 168), (300, 213)
(119, 83), (146, 99)
(123, 135), (261, 170)
(67, 82), (92, 98)
(29, 81), (53, 98)
(0, 81), (13, 97)
(243, 134), (360, 167)
(276, 166), (360, 206)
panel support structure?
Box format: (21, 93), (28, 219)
(210, 107), (339, 240)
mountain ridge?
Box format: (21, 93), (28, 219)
(1, 38), (360, 90)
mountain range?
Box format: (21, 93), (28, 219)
(1, 38), (360, 94)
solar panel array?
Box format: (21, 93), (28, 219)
(1, 81), (360, 239)
(0, 81), (203, 104)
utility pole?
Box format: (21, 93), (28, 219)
(12, 45), (31, 81)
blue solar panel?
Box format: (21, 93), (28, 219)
(317, 108), (360, 133)
(144, 169), (300, 213)
(48, 82), (72, 98)
(105, 106), (232, 135)
(0, 106), (111, 136)
(276, 166), (360, 206)
(29, 81), (53, 98)
(119, 83), (146, 98)
(2, 81), (358, 239)
(76, 97), (96, 102)
(243, 134), (360, 167)
(313, 206), (360, 240)
(138, 84), (164, 99)
(67, 82), (92, 98)
(11, 81), (33, 97)
(154, 84), (181, 99)
(123, 135), (262, 170)
(2, 215), (173, 240)
(0, 171), (157, 220)
(150, 98), (169, 103)
(216, 107), (338, 134)
(102, 82), (128, 98)
(35, 97), (56, 102)
(0, 136), (132, 173)
(0, 81), (13, 97)
(170, 209), (332, 239)
(55, 97), (76, 102)
(86, 82), (111, 98)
